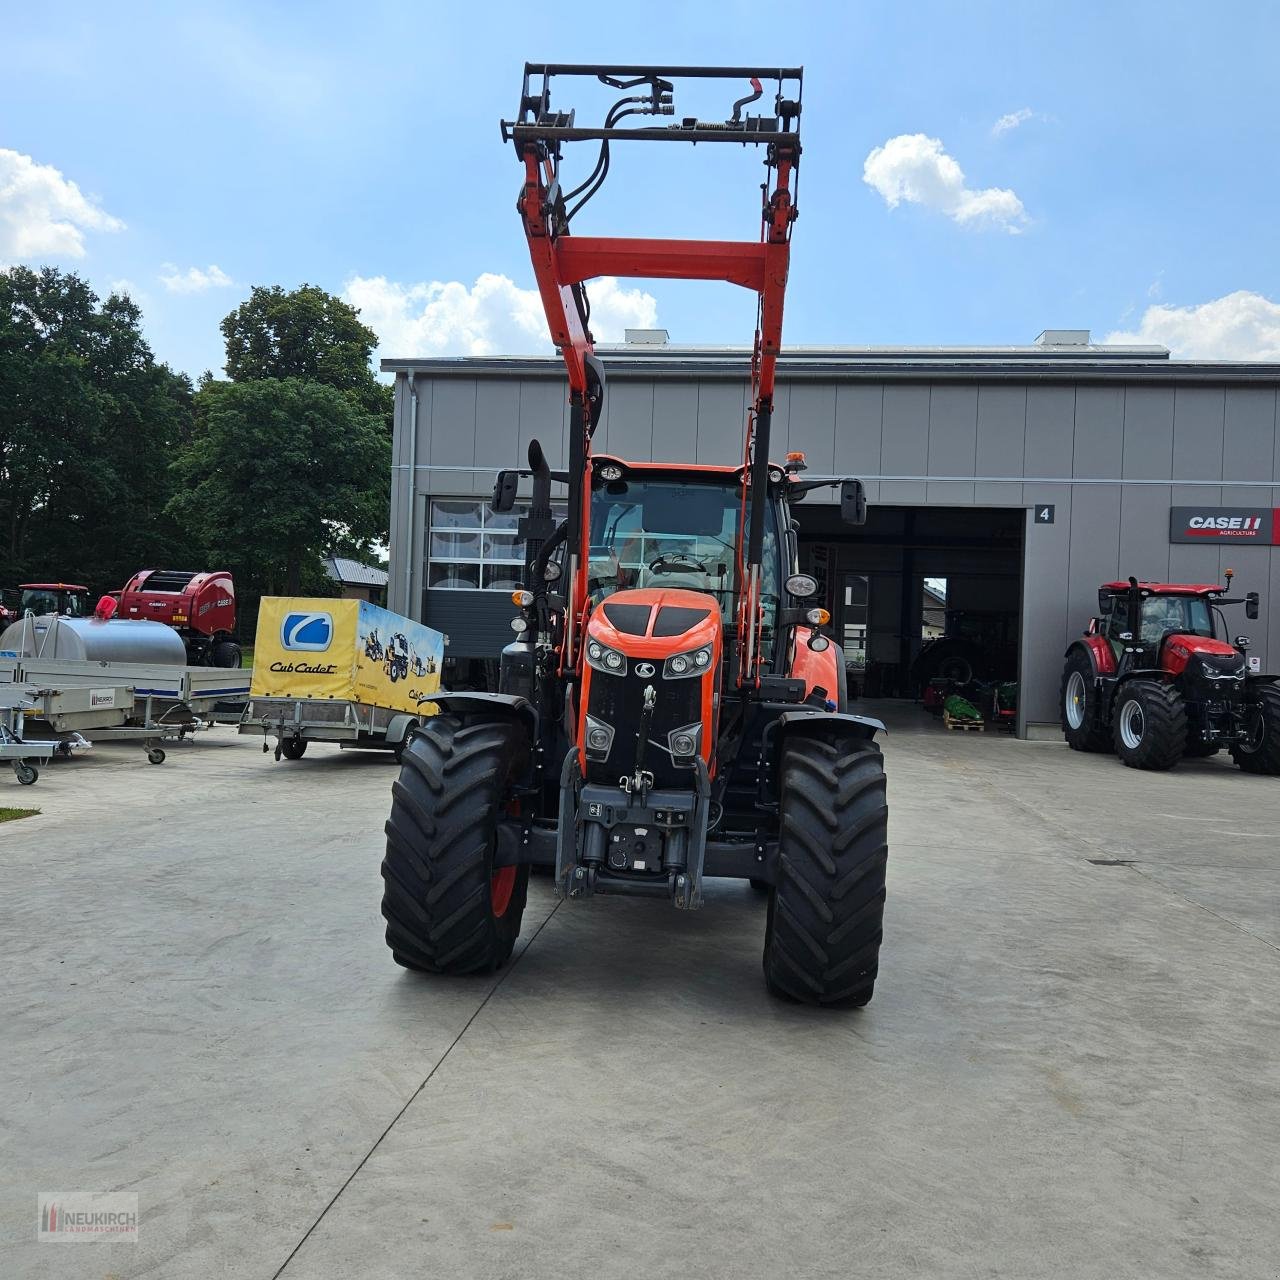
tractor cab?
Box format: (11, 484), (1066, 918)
(18, 582), (91, 617)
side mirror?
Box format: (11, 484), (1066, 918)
(839, 479), (867, 526)
(1246, 591), (1260, 621)
(491, 469), (518, 514)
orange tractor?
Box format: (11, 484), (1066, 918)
(379, 65), (890, 1006)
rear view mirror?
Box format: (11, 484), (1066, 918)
(839, 479), (867, 526)
(491, 469), (518, 513)
(1246, 591), (1260, 621)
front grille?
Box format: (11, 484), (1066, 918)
(586, 665), (705, 787)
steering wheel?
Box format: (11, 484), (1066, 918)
(648, 552), (707, 576)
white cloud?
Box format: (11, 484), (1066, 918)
(992, 107), (1034, 137)
(863, 133), (1028, 233)
(343, 271), (659, 359)
(0, 148), (124, 260)
(1105, 291), (1280, 361)
(158, 263), (235, 294)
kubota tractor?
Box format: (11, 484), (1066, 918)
(379, 65), (891, 1006)
(1061, 573), (1280, 772)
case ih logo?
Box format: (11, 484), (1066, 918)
(1170, 507), (1280, 544)
(281, 612), (333, 651)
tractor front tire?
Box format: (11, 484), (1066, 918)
(381, 717), (529, 975)
(1230, 684), (1280, 775)
(763, 736), (889, 1008)
(1060, 651), (1112, 752)
(1113, 680), (1187, 770)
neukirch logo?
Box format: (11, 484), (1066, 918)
(281, 612), (333, 651)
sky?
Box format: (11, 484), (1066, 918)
(4, 1), (1280, 380)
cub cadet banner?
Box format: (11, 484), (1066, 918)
(251, 598), (443, 714)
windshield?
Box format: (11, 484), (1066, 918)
(22, 588), (87, 617)
(1139, 595), (1213, 643)
(587, 477), (779, 630)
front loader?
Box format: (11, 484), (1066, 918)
(380, 65), (890, 1006)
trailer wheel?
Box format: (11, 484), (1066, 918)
(382, 717), (529, 975)
(280, 738), (307, 761)
(211, 640), (242, 668)
(1113, 680), (1186, 770)
(14, 761), (38, 786)
(147, 748), (166, 765)
(1060, 650), (1113, 752)
(392, 721), (419, 764)
(1230, 684), (1280, 775)
(763, 736), (889, 1008)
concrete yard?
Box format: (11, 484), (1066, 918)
(3, 709), (1279, 1279)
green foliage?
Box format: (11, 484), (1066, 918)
(220, 284), (390, 427)
(170, 378), (389, 598)
(0, 266), (196, 592)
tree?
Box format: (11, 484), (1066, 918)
(169, 378), (389, 596)
(219, 284), (390, 426)
(0, 266), (195, 589)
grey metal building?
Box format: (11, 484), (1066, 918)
(383, 332), (1280, 736)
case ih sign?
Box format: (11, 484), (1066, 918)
(1170, 506), (1280, 544)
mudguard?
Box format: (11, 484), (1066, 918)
(775, 708), (885, 746)
(1069, 634), (1116, 676)
(414, 691), (538, 739)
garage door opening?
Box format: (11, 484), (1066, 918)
(793, 504), (1025, 703)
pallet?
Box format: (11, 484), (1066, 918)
(942, 711), (985, 732)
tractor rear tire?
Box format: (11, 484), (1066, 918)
(1230, 685), (1280, 775)
(1060, 651), (1113, 752)
(763, 736), (889, 1008)
(381, 717), (529, 975)
(1113, 680), (1187, 770)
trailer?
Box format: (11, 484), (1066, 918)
(0, 685), (57, 785)
(238, 597), (444, 762)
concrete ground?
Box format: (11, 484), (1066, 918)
(3, 706), (1279, 1279)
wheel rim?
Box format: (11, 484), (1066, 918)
(1119, 699), (1145, 750)
(939, 656), (973, 683)
(1065, 671), (1086, 729)
(490, 866), (516, 918)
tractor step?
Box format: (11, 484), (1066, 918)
(942, 711), (985, 731)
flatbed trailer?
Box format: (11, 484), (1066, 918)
(238, 696), (426, 762)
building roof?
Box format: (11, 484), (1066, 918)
(324, 556), (388, 587)
(383, 343), (1280, 386)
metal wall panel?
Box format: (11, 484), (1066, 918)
(1072, 386), (1125, 479)
(924, 384), (977, 504)
(786, 383), (837, 473)
(974, 385), (1025, 506)
(695, 381), (749, 465)
(879, 385), (930, 504)
(833, 384), (884, 503)
(599, 379), (653, 459)
(1169, 387), (1226, 583)
(651, 382), (701, 462)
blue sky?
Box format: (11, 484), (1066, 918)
(5, 1), (1279, 378)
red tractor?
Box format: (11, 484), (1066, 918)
(1061, 574), (1280, 772)
(379, 65), (890, 1007)
(117, 569), (241, 667)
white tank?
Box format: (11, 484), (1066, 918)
(0, 614), (188, 665)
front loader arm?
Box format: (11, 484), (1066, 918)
(505, 64), (803, 683)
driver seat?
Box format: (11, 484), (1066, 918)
(636, 566), (712, 591)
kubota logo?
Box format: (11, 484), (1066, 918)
(281, 612), (333, 651)
(635, 662), (656, 678)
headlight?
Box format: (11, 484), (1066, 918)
(586, 639), (628, 675)
(663, 645), (713, 679)
(584, 715), (614, 757)
(667, 723), (702, 760)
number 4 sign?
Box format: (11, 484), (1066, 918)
(1034, 504), (1056, 524)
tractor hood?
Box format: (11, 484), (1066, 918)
(586, 587), (722, 658)
(1163, 633), (1247, 678)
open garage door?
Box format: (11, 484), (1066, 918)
(792, 504), (1024, 703)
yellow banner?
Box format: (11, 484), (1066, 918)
(251, 598), (443, 715)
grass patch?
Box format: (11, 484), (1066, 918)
(0, 807), (40, 823)
(241, 646), (254, 670)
